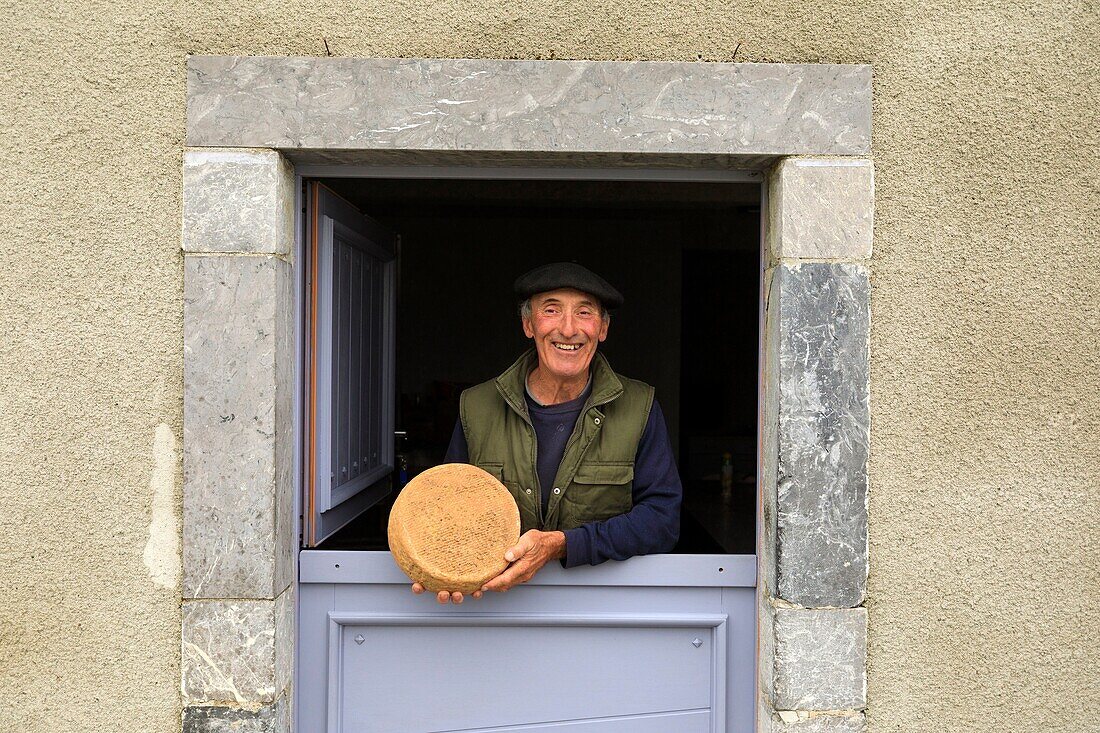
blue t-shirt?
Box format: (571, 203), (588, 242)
(444, 391), (682, 567)
(525, 381), (592, 515)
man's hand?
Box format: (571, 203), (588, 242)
(481, 529), (566, 593)
(410, 583), (482, 604)
(408, 530), (565, 601)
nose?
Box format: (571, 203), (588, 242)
(559, 312), (578, 338)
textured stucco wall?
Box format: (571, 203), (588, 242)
(0, 2), (1096, 732)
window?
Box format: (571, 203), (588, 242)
(302, 174), (760, 555)
(304, 182), (397, 546)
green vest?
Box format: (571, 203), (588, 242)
(459, 349), (655, 534)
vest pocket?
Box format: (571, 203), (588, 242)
(561, 463), (634, 527)
(473, 462), (504, 481)
(476, 462), (536, 533)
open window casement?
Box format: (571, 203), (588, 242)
(305, 183), (397, 546)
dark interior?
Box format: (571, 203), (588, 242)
(314, 176), (760, 554)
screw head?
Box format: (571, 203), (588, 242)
(354, 634), (365, 645)
(692, 638), (703, 648)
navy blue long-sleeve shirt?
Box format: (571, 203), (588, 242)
(444, 399), (682, 567)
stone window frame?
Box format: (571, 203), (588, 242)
(181, 56), (872, 733)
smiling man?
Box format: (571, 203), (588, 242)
(411, 262), (682, 604)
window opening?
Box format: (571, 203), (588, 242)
(304, 176), (760, 555)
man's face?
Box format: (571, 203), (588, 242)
(523, 288), (609, 382)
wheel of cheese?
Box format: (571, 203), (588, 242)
(388, 463), (521, 593)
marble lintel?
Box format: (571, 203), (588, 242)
(187, 57), (871, 160)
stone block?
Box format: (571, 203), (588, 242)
(274, 584), (295, 698)
(761, 706), (866, 733)
(183, 255), (295, 599)
(273, 690), (291, 733)
(187, 57), (871, 159)
(182, 148), (294, 254)
(764, 263), (869, 607)
(273, 255), (295, 597)
(767, 158), (874, 260)
(182, 600), (276, 705)
(183, 703), (277, 733)
(758, 580), (778, 702)
(773, 607), (867, 710)
(760, 268), (781, 595)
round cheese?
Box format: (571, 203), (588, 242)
(388, 463), (521, 594)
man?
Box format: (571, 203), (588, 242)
(411, 262), (682, 604)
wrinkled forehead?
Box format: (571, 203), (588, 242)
(529, 287), (602, 308)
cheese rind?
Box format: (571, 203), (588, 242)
(388, 463), (521, 593)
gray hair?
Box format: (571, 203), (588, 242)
(519, 297), (610, 324)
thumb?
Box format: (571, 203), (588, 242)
(504, 534), (534, 562)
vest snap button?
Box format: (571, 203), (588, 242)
(553, 487), (561, 494)
(593, 417), (601, 425)
(525, 488), (532, 494)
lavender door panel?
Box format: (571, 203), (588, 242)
(298, 552), (756, 733)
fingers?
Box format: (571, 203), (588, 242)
(415, 533), (548, 599)
(414, 583), (479, 603)
(504, 531), (537, 563)
(424, 588), (470, 604)
(482, 562), (532, 593)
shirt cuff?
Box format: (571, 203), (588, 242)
(562, 528), (590, 568)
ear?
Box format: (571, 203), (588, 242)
(597, 318), (609, 342)
(522, 317), (534, 339)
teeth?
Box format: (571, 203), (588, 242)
(554, 343), (581, 351)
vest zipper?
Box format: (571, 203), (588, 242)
(514, 402), (544, 529)
(528, 419), (544, 529)
(496, 354), (622, 530)
(546, 412), (586, 526)
(547, 394), (615, 524)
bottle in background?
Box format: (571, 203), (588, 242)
(395, 430), (409, 488)
(720, 452), (733, 495)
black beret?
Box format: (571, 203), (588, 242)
(513, 262), (624, 309)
